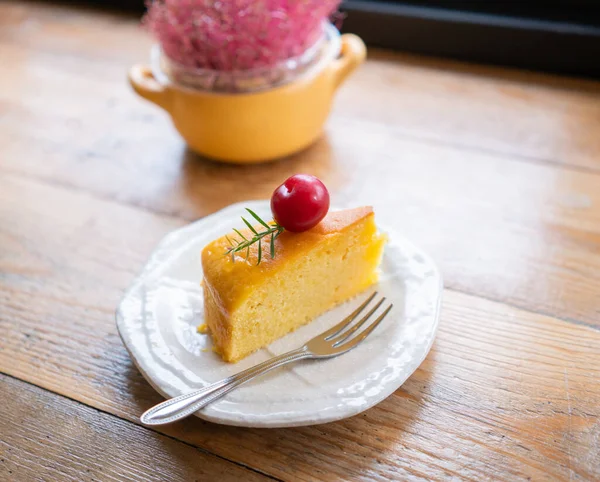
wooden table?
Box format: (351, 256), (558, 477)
(1, 2), (599, 481)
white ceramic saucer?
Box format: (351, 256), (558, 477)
(116, 201), (442, 428)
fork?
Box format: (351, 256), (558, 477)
(140, 293), (392, 425)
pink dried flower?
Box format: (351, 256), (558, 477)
(144, 0), (341, 71)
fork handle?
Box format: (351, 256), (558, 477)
(140, 347), (310, 425)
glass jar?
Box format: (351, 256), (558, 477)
(150, 23), (341, 93)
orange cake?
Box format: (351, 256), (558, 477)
(201, 207), (386, 362)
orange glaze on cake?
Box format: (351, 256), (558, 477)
(201, 207), (386, 362)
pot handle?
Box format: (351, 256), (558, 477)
(331, 34), (367, 89)
(128, 65), (171, 111)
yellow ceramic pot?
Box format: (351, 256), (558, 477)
(128, 29), (366, 164)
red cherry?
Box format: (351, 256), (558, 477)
(271, 174), (330, 232)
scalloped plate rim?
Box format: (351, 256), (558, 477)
(116, 200), (443, 428)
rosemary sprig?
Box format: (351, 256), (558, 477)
(225, 209), (284, 265)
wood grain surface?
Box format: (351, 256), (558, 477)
(0, 375), (272, 482)
(1, 1), (599, 481)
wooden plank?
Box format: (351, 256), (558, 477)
(339, 50), (600, 172)
(1, 174), (598, 481)
(0, 375), (272, 482)
(2, 101), (600, 328)
(1, 1), (600, 172)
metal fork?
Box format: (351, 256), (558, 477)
(141, 293), (392, 425)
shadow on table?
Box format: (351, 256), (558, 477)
(123, 345), (438, 480)
(177, 133), (343, 218)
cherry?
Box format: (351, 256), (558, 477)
(271, 174), (330, 232)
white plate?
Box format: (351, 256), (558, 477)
(116, 201), (442, 428)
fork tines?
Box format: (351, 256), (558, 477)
(321, 292), (393, 349)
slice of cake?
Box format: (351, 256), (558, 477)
(201, 207), (386, 362)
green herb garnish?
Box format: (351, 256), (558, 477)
(225, 209), (284, 265)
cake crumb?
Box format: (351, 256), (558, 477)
(197, 323), (208, 334)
